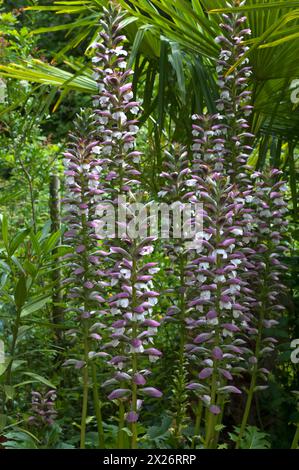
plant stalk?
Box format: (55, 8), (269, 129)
(91, 362), (105, 448)
(291, 423), (299, 449)
(80, 322), (90, 449)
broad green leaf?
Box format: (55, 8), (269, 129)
(4, 430), (39, 449)
(128, 27), (147, 68)
(42, 231), (61, 254)
(25, 5), (89, 13)
(169, 42), (186, 102)
(40, 220), (52, 240)
(158, 38), (168, 132)
(22, 372), (56, 389)
(29, 17), (98, 35)
(259, 31), (299, 48)
(0, 60), (97, 94)
(9, 229), (29, 257)
(21, 295), (51, 318)
(14, 276), (27, 310)
(29, 232), (41, 256)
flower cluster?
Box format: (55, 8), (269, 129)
(159, 144), (191, 204)
(91, 5), (141, 197)
(213, 0), (288, 371)
(247, 169), (288, 381)
(59, 1), (290, 450)
(62, 110), (107, 367)
(158, 144), (192, 324)
(183, 4), (289, 448)
(215, 0), (254, 183)
(28, 390), (57, 427)
(90, 5), (161, 430)
(187, 114), (251, 423)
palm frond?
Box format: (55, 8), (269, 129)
(0, 60), (97, 93)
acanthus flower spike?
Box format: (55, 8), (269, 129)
(236, 169), (288, 447)
(187, 112), (252, 449)
(62, 110), (106, 449)
(90, 4), (161, 449)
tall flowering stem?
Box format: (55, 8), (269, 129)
(160, 144), (192, 353)
(215, 0), (254, 183)
(91, 4), (161, 449)
(214, 0), (257, 316)
(159, 144), (192, 444)
(236, 169), (288, 447)
(63, 110), (106, 448)
(214, 0), (289, 445)
(188, 113), (251, 448)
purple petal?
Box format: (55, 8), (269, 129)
(126, 411), (139, 423)
(133, 373), (146, 385)
(219, 386), (242, 394)
(194, 333), (212, 344)
(108, 388), (131, 400)
(199, 368), (213, 379)
(143, 348), (162, 357)
(212, 347), (223, 360)
(209, 405), (221, 415)
(141, 387), (162, 398)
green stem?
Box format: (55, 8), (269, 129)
(79, 158), (92, 449)
(205, 189), (222, 449)
(80, 323), (89, 449)
(236, 366), (257, 449)
(131, 252), (138, 449)
(291, 423), (299, 449)
(173, 253), (188, 446)
(236, 285), (269, 448)
(236, 266), (269, 448)
(91, 362), (105, 448)
(118, 401), (125, 448)
(131, 355), (138, 449)
(205, 371), (218, 448)
(192, 400), (203, 449)
(214, 395), (225, 448)
(49, 174), (64, 343)
(5, 307), (22, 388)
(179, 254), (186, 352)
